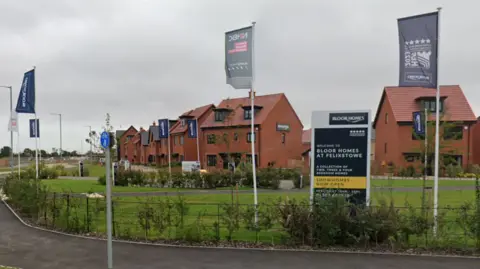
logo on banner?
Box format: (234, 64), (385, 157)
(228, 32), (249, 42)
(329, 113), (369, 125)
(21, 77), (29, 108)
(404, 39), (432, 69)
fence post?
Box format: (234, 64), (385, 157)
(44, 194), (48, 227)
(86, 197), (90, 233)
(217, 204), (220, 242)
(52, 192), (56, 228)
(66, 194), (71, 231)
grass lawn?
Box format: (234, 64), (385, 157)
(42, 178), (478, 194)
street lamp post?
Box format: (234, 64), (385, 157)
(1, 85), (14, 173)
(51, 113), (63, 161)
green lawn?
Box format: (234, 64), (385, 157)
(42, 178), (478, 194)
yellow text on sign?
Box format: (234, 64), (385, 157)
(314, 176), (367, 189)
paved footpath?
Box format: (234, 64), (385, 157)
(0, 204), (479, 269)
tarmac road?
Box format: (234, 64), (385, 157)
(0, 203), (478, 269)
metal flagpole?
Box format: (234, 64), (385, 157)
(167, 120), (172, 178)
(195, 118), (200, 168)
(17, 123), (21, 178)
(34, 114), (39, 180)
(251, 21), (258, 225)
(433, 6), (442, 236)
(9, 86), (13, 173)
(424, 107), (428, 181)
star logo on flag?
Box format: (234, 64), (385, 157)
(415, 40), (420, 44)
(421, 39), (425, 44)
(409, 40), (414, 45)
(426, 39), (431, 43)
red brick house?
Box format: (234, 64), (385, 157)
(147, 121), (161, 165)
(301, 129), (311, 173)
(373, 85), (476, 175)
(128, 128), (149, 164)
(170, 104), (215, 167)
(200, 92), (303, 170)
(116, 126), (137, 162)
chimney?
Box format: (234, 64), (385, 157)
(152, 121), (156, 126)
(248, 90), (256, 99)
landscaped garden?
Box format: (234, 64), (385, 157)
(2, 162), (479, 255)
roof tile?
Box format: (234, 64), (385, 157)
(374, 85), (476, 126)
(200, 93), (284, 128)
(171, 104), (214, 134)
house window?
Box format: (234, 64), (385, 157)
(384, 143), (387, 154)
(281, 133), (286, 144)
(246, 154), (259, 168)
(174, 136), (178, 145)
(244, 108), (259, 120)
(385, 113), (388, 124)
(247, 132), (256, 143)
(181, 119), (185, 126)
(215, 111), (226, 122)
(233, 132), (238, 141)
(423, 100), (443, 113)
(207, 155), (217, 166)
(207, 134), (216, 144)
(180, 136), (184, 145)
(443, 155), (463, 167)
(404, 154), (420, 163)
(443, 126), (463, 140)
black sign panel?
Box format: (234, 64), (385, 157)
(329, 113), (369, 125)
(313, 127), (368, 204)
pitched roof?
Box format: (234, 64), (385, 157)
(373, 85), (476, 128)
(141, 131), (149, 146)
(200, 93), (284, 128)
(170, 104), (215, 134)
(148, 125), (160, 141)
(302, 129), (311, 144)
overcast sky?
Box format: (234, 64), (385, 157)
(0, 0), (478, 153)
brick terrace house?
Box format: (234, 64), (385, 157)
(116, 126), (137, 162)
(147, 122), (161, 165)
(169, 104), (215, 167)
(128, 128), (149, 164)
(200, 92), (303, 170)
(373, 85), (476, 175)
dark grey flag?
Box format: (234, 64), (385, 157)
(398, 12), (438, 88)
(225, 26), (253, 89)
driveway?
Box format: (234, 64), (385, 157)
(0, 203), (478, 269)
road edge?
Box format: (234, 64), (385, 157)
(2, 200), (479, 260)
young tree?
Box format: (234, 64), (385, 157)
(412, 108), (463, 210)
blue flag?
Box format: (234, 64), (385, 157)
(158, 119), (169, 138)
(29, 119), (40, 138)
(412, 111), (425, 135)
(15, 69), (36, 114)
(398, 12), (438, 88)
(187, 119), (197, 138)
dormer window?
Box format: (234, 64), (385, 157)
(243, 105), (262, 120)
(214, 108), (232, 122)
(423, 100), (443, 113)
(181, 119), (186, 126)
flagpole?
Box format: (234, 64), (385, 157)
(9, 86), (13, 173)
(34, 114), (39, 180)
(433, 6), (442, 236)
(424, 107), (428, 181)
(17, 128), (20, 178)
(251, 21), (258, 226)
(167, 120), (171, 178)
(195, 118), (200, 168)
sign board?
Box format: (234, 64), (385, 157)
(100, 131), (110, 149)
(310, 110), (371, 205)
(276, 123), (290, 132)
(182, 161), (200, 173)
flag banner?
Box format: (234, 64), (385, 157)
(15, 69), (36, 114)
(29, 119), (40, 138)
(413, 111), (425, 135)
(158, 119), (169, 139)
(225, 26), (253, 89)
(8, 111), (18, 133)
(187, 119), (197, 138)
(398, 12), (438, 88)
